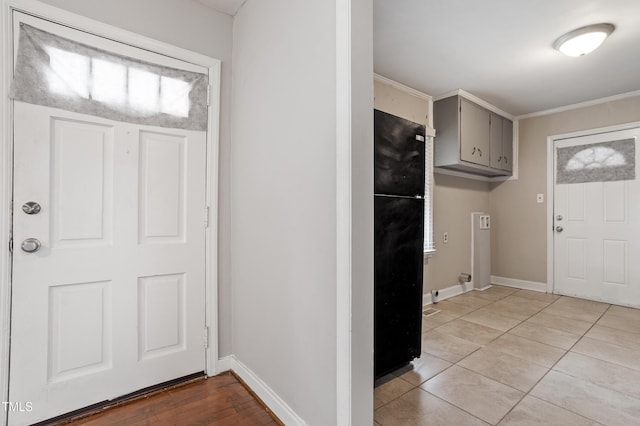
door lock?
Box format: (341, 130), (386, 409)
(556, 215), (563, 221)
(22, 201), (41, 215)
(21, 238), (41, 253)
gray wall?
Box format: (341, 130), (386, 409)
(39, 0), (235, 356)
(348, 0), (375, 424)
(433, 174), (490, 289)
(230, 0), (373, 423)
(491, 95), (640, 282)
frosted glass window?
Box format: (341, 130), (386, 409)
(161, 77), (191, 118)
(91, 59), (127, 105)
(565, 146), (626, 170)
(557, 138), (636, 184)
(11, 24), (209, 131)
(129, 68), (161, 113)
(46, 47), (90, 98)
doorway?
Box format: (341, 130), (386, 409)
(3, 7), (219, 425)
(549, 125), (640, 307)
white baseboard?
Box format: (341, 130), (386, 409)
(423, 282), (473, 306)
(215, 355), (234, 374)
(423, 276), (549, 306)
(214, 355), (306, 425)
(491, 275), (547, 292)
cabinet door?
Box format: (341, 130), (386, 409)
(490, 113), (503, 169)
(501, 118), (513, 171)
(460, 98), (490, 166)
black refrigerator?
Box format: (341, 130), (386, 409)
(374, 109), (425, 379)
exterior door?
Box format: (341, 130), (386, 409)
(553, 128), (640, 307)
(9, 16), (208, 426)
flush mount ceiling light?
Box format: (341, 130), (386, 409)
(553, 23), (615, 57)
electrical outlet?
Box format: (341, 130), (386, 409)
(443, 232), (449, 243)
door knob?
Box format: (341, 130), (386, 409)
(21, 238), (41, 253)
(555, 226), (563, 233)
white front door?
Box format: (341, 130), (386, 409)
(9, 16), (208, 426)
(553, 128), (640, 307)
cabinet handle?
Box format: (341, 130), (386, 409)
(472, 147), (476, 155)
(478, 149), (482, 157)
(504, 156), (508, 164)
(498, 156), (502, 162)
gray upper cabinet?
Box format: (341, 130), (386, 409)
(501, 118), (513, 172)
(490, 113), (513, 172)
(434, 94), (513, 177)
(460, 98), (490, 167)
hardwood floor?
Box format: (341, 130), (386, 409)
(62, 372), (280, 426)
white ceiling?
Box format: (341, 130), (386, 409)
(374, 0), (640, 116)
(197, 0), (640, 116)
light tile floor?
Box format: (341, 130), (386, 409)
(374, 286), (640, 426)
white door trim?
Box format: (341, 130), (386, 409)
(0, 3), (12, 422)
(0, 1), (221, 423)
(545, 120), (640, 295)
(335, 0), (352, 421)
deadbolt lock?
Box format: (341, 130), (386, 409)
(22, 201), (41, 215)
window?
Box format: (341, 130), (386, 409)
(556, 138), (635, 184)
(424, 136), (435, 255)
(45, 47), (192, 118)
(11, 24), (208, 131)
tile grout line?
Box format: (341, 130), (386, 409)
(419, 386), (495, 425)
(378, 289), (620, 425)
(419, 291), (557, 425)
(451, 296), (557, 425)
(424, 293), (601, 425)
(378, 289), (517, 423)
(493, 297), (612, 425)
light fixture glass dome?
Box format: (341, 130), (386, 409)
(553, 23), (615, 57)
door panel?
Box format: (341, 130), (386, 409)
(604, 181), (625, 222)
(139, 131), (187, 242)
(48, 281), (113, 383)
(566, 238), (586, 279)
(553, 128), (640, 307)
(138, 273), (186, 359)
(10, 102), (206, 425)
(52, 118), (114, 246)
(567, 185), (586, 221)
(603, 240), (626, 285)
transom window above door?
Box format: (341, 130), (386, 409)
(11, 24), (209, 130)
